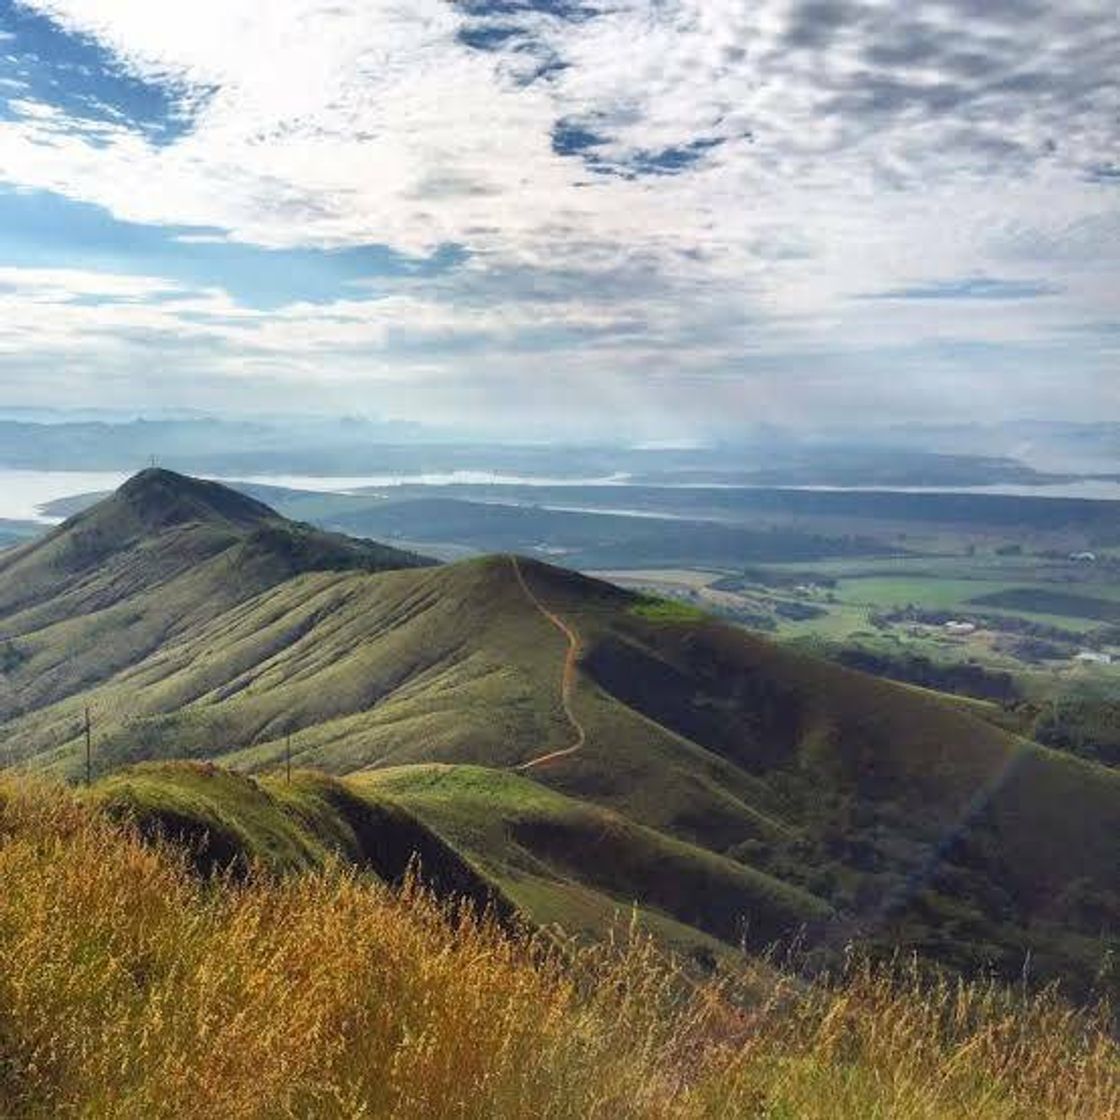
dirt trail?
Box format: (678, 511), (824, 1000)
(510, 556), (586, 772)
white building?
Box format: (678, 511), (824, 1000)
(945, 621), (977, 636)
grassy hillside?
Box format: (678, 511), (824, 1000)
(0, 469), (432, 719)
(0, 519), (41, 548)
(1, 472), (1117, 996)
(92, 763), (502, 916)
(1, 772), (1116, 1119)
(84, 761), (790, 960)
(355, 764), (829, 954)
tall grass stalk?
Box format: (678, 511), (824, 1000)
(0, 774), (1115, 1118)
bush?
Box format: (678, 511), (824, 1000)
(0, 639), (27, 674)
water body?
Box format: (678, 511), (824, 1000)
(2, 468), (1119, 526)
(0, 469), (634, 523)
(0, 470), (132, 522)
(734, 480), (1120, 501)
(233, 470), (634, 493)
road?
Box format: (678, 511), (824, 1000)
(509, 556), (586, 771)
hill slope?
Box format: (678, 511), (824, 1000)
(6, 770), (1115, 1119)
(0, 472), (1116, 994)
(0, 469), (433, 719)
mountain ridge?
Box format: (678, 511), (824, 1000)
(0, 469), (434, 719)
(0, 472), (1115, 996)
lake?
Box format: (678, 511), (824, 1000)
(2, 468), (1119, 526)
(0, 470), (132, 523)
(0, 469), (633, 523)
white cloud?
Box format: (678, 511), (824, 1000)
(0, 267), (183, 299)
(0, 1), (1117, 429)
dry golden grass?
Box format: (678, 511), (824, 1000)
(0, 773), (1116, 1119)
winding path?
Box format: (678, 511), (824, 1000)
(510, 556), (586, 772)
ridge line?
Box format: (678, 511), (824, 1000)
(509, 557), (586, 771)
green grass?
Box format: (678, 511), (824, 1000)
(355, 764), (829, 952)
(972, 587), (1120, 623)
(756, 568), (1117, 678)
(94, 762), (334, 872)
(2, 475), (1118, 998)
(838, 575), (1010, 608)
(90, 761), (509, 913)
(748, 555), (1120, 631)
(85, 759), (812, 960)
(629, 595), (708, 623)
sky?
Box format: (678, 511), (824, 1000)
(0, 0), (1116, 440)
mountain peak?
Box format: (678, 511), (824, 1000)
(111, 469), (279, 532)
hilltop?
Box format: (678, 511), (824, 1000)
(0, 472), (1116, 995)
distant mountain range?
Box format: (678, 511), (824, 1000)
(0, 470), (1115, 995)
(3, 414), (1116, 483)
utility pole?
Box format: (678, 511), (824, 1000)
(84, 706), (92, 787)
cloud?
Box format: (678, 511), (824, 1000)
(0, 0), (205, 142)
(4, 1), (1113, 248)
(0, 265), (184, 301)
(781, 1), (865, 50)
(863, 277), (1063, 302)
(0, 186), (467, 309)
(0, 0), (1115, 433)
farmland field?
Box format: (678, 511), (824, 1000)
(590, 550), (1120, 702)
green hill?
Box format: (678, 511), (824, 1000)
(1, 471), (1116, 995)
(88, 760), (811, 961)
(0, 468), (433, 718)
(92, 762), (508, 918)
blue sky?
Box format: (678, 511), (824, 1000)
(0, 188), (467, 308)
(0, 0), (1116, 438)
